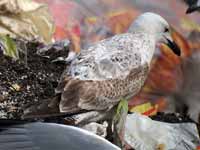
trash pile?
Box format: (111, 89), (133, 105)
(0, 0), (200, 150)
(125, 113), (200, 150)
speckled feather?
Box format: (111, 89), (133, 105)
(67, 33), (151, 80)
(56, 33), (152, 113)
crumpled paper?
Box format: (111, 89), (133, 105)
(125, 113), (200, 150)
(0, 0), (54, 43)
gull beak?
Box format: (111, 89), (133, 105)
(165, 38), (181, 56)
(164, 27), (181, 56)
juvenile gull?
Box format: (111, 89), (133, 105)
(24, 12), (181, 123)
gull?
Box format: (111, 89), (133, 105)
(24, 12), (181, 124)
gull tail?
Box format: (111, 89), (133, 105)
(22, 95), (61, 119)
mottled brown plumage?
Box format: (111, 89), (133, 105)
(57, 64), (148, 113)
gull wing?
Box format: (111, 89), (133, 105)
(59, 63), (149, 112)
(56, 33), (149, 112)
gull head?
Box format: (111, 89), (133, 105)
(128, 12), (181, 56)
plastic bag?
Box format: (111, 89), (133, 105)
(125, 113), (200, 150)
(0, 0), (54, 43)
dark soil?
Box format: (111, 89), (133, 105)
(151, 112), (195, 123)
(0, 41), (66, 119)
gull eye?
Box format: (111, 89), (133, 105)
(164, 28), (169, 33)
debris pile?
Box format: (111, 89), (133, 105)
(0, 40), (68, 119)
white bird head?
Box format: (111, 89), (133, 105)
(128, 12), (181, 56)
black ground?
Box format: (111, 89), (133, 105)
(151, 112), (195, 123)
(0, 41), (66, 119)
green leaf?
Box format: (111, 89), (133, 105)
(114, 99), (128, 121)
(1, 35), (19, 59)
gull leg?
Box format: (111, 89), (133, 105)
(69, 109), (115, 126)
(106, 118), (114, 141)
